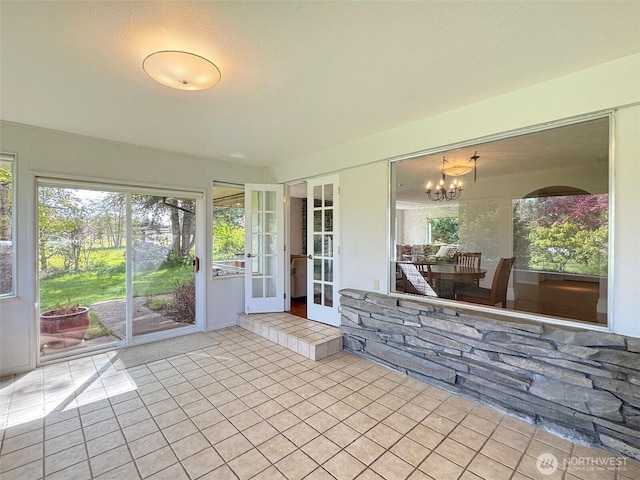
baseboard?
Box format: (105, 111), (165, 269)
(206, 320), (237, 331)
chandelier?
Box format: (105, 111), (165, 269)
(425, 152), (479, 201)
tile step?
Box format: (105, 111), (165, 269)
(236, 312), (342, 361)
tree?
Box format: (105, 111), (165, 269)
(529, 221), (580, 272)
(0, 163), (11, 241)
(38, 187), (69, 271)
(541, 194), (607, 229)
(213, 204), (245, 261)
(38, 188), (90, 272)
(0, 162), (13, 295)
(132, 195), (195, 261)
(428, 217), (459, 244)
(94, 193), (125, 248)
(515, 193), (608, 275)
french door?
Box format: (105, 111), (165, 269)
(244, 184), (285, 313)
(242, 178), (340, 325)
(307, 175), (340, 325)
(37, 180), (202, 361)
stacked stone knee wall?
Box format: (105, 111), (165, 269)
(339, 289), (640, 460)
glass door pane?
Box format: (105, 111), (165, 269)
(131, 195), (196, 338)
(251, 191), (277, 300)
(38, 186), (124, 358)
(312, 183), (334, 308)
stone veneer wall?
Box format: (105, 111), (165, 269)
(339, 289), (640, 460)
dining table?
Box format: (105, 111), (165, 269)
(420, 263), (487, 299)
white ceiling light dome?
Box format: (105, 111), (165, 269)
(143, 50), (221, 91)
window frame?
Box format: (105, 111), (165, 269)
(0, 152), (16, 300)
(388, 112), (614, 331)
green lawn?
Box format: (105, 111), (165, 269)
(40, 253), (192, 311)
(44, 246), (125, 271)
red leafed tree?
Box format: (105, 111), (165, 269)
(540, 194), (608, 230)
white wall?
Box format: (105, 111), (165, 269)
(0, 123), (264, 375)
(340, 162), (389, 293)
(266, 53), (640, 338)
(207, 276), (244, 331)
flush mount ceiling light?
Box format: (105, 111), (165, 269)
(441, 151), (480, 179)
(142, 50), (221, 91)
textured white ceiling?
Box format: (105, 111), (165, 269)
(1, 1), (639, 167)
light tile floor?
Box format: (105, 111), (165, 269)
(1, 326), (638, 480)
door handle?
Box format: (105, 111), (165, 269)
(307, 255), (313, 259)
(192, 256), (200, 273)
(246, 253), (253, 258)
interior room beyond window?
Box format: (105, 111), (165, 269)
(391, 116), (610, 326)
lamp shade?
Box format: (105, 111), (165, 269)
(143, 51), (221, 91)
(441, 164), (473, 176)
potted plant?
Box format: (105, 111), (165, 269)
(40, 298), (90, 348)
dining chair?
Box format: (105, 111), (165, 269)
(455, 257), (515, 308)
(456, 252), (482, 268)
(454, 251), (482, 288)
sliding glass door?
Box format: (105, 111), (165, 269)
(38, 181), (201, 360)
(131, 195), (196, 338)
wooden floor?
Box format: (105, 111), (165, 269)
(301, 273), (605, 325)
(289, 297), (307, 319)
(397, 270), (606, 325)
(514, 278), (605, 324)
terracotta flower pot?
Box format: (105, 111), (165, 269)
(40, 307), (90, 348)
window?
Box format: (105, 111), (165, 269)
(212, 183), (245, 276)
(391, 116), (610, 326)
(426, 207), (459, 245)
(0, 153), (15, 297)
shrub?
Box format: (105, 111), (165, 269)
(47, 298), (82, 315)
(171, 279), (195, 323)
(163, 249), (192, 268)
